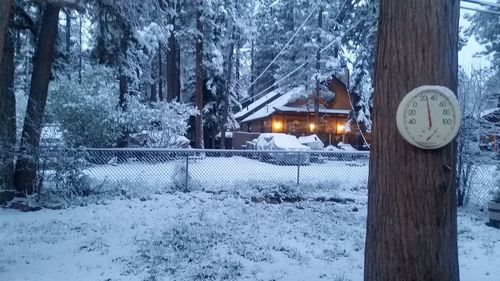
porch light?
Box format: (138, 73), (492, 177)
(274, 121), (282, 130)
(337, 124), (345, 133)
(309, 123), (315, 132)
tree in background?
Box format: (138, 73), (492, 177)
(0, 0), (12, 63)
(0, 0), (378, 194)
(364, 0), (460, 280)
(456, 67), (498, 206)
(15, 1), (85, 195)
(466, 1), (500, 78)
(0, 1), (15, 192)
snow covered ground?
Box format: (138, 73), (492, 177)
(1, 176), (499, 281)
(85, 155), (368, 190)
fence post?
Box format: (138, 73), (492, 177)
(296, 153), (300, 185)
(185, 154), (189, 190)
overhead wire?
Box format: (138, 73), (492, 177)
(242, 0), (351, 104)
(246, 0), (324, 92)
(460, 5), (500, 15)
(462, 0), (500, 10)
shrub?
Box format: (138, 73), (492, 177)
(40, 149), (92, 197)
(48, 66), (196, 148)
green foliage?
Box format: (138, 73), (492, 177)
(465, 4), (500, 75)
(48, 66), (121, 147)
(48, 66), (197, 148)
(41, 149), (92, 198)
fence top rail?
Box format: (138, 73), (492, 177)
(43, 147), (371, 155)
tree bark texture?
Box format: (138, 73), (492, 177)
(0, 0), (12, 64)
(65, 9), (72, 79)
(364, 1), (460, 281)
(158, 43), (164, 101)
(0, 15), (15, 191)
(195, 1), (204, 149)
(220, 42), (234, 149)
(167, 16), (180, 102)
(14, 4), (61, 195)
(150, 82), (157, 103)
(116, 29), (130, 148)
(78, 14), (82, 84)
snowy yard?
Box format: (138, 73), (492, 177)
(84, 155), (369, 191)
(1, 175), (499, 281)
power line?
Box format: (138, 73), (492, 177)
(462, 0), (500, 10)
(461, 5), (500, 15)
(243, 0), (351, 104)
(240, 29), (347, 105)
(246, 0), (323, 91)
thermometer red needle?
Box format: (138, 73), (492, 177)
(426, 99), (433, 128)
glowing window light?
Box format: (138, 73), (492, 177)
(337, 124), (345, 133)
(309, 123), (315, 132)
(273, 121), (282, 130)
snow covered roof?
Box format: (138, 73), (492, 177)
(241, 86), (350, 123)
(234, 89), (282, 120)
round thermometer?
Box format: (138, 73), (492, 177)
(396, 85), (461, 149)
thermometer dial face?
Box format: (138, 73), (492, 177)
(396, 86), (461, 149)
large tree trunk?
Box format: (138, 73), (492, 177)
(194, 0), (204, 149)
(0, 14), (15, 192)
(65, 9), (71, 78)
(158, 43), (164, 101)
(167, 16), (180, 102)
(14, 4), (61, 195)
(0, 0), (12, 65)
(220, 41), (234, 149)
(364, 0), (460, 281)
(78, 13), (82, 84)
(150, 82), (157, 103)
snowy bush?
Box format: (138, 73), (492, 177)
(48, 66), (197, 148)
(36, 149), (93, 205)
(48, 66), (122, 147)
(136, 220), (242, 281)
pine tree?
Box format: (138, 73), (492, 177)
(364, 0), (460, 280)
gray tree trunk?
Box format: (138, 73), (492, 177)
(364, 0), (460, 280)
(0, 13), (15, 192)
(158, 43), (164, 101)
(0, 0), (12, 64)
(14, 4), (61, 195)
(167, 16), (180, 101)
(195, 0), (204, 149)
(221, 41), (234, 149)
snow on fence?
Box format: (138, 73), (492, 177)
(37, 148), (496, 205)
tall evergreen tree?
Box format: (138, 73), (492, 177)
(364, 0), (460, 280)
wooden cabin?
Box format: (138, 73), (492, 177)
(479, 107), (500, 152)
(234, 76), (369, 148)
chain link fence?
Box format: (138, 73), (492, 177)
(37, 148), (497, 205)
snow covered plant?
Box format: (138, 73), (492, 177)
(41, 149), (91, 198)
(48, 66), (196, 148)
(125, 101), (197, 148)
